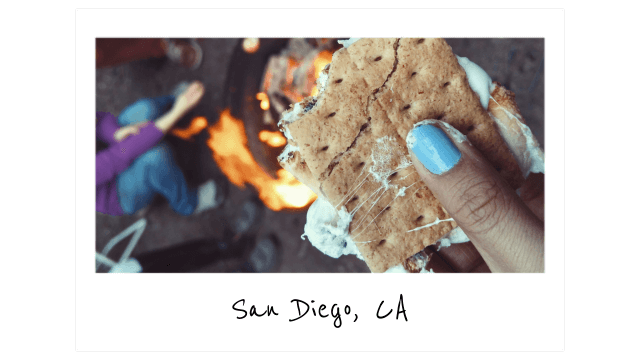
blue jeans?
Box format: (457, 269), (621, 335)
(116, 96), (198, 216)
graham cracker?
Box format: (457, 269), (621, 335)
(279, 38), (528, 272)
(278, 147), (323, 197)
(370, 38), (524, 190)
(286, 38), (398, 182)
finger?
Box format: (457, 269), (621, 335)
(436, 241), (488, 273)
(190, 81), (205, 95)
(188, 81), (205, 102)
(422, 247), (456, 273)
(518, 172), (544, 221)
(406, 122), (544, 273)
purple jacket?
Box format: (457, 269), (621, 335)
(96, 111), (164, 215)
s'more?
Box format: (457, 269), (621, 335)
(277, 38), (545, 273)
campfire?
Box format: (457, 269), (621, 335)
(170, 116), (208, 141)
(207, 109), (316, 211)
(259, 39), (336, 126)
(174, 38), (341, 212)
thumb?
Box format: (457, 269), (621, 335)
(406, 122), (544, 273)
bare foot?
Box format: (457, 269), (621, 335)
(173, 81), (205, 115)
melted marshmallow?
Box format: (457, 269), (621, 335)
(487, 100), (545, 178)
(455, 55), (544, 178)
(406, 217), (455, 233)
(317, 68), (330, 93)
(436, 227), (470, 250)
(338, 38), (361, 48)
(302, 196), (363, 260)
(385, 264), (435, 273)
(385, 264), (409, 273)
(277, 102), (306, 161)
(369, 136), (412, 189)
(456, 55), (492, 110)
(277, 143), (300, 163)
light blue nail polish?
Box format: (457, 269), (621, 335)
(408, 125), (461, 175)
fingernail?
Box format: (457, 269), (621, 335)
(407, 124), (461, 175)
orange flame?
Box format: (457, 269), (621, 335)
(258, 130), (286, 147)
(242, 38), (260, 54)
(314, 50), (333, 78)
(256, 92), (270, 110)
(279, 57), (304, 103)
(310, 50), (333, 97)
(207, 109), (317, 211)
(170, 116), (208, 141)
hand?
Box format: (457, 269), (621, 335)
(113, 121), (150, 142)
(407, 123), (544, 273)
(154, 82), (205, 133)
(423, 173), (544, 273)
(172, 81), (205, 115)
(518, 172), (545, 222)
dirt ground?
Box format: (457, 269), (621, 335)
(95, 38), (544, 273)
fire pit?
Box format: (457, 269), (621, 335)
(211, 38), (343, 212)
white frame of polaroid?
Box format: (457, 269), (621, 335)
(76, 8), (564, 352)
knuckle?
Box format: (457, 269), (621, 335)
(451, 176), (511, 236)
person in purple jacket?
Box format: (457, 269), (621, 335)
(96, 81), (220, 216)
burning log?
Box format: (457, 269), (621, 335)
(260, 39), (338, 125)
(210, 38), (341, 212)
(207, 109), (317, 211)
